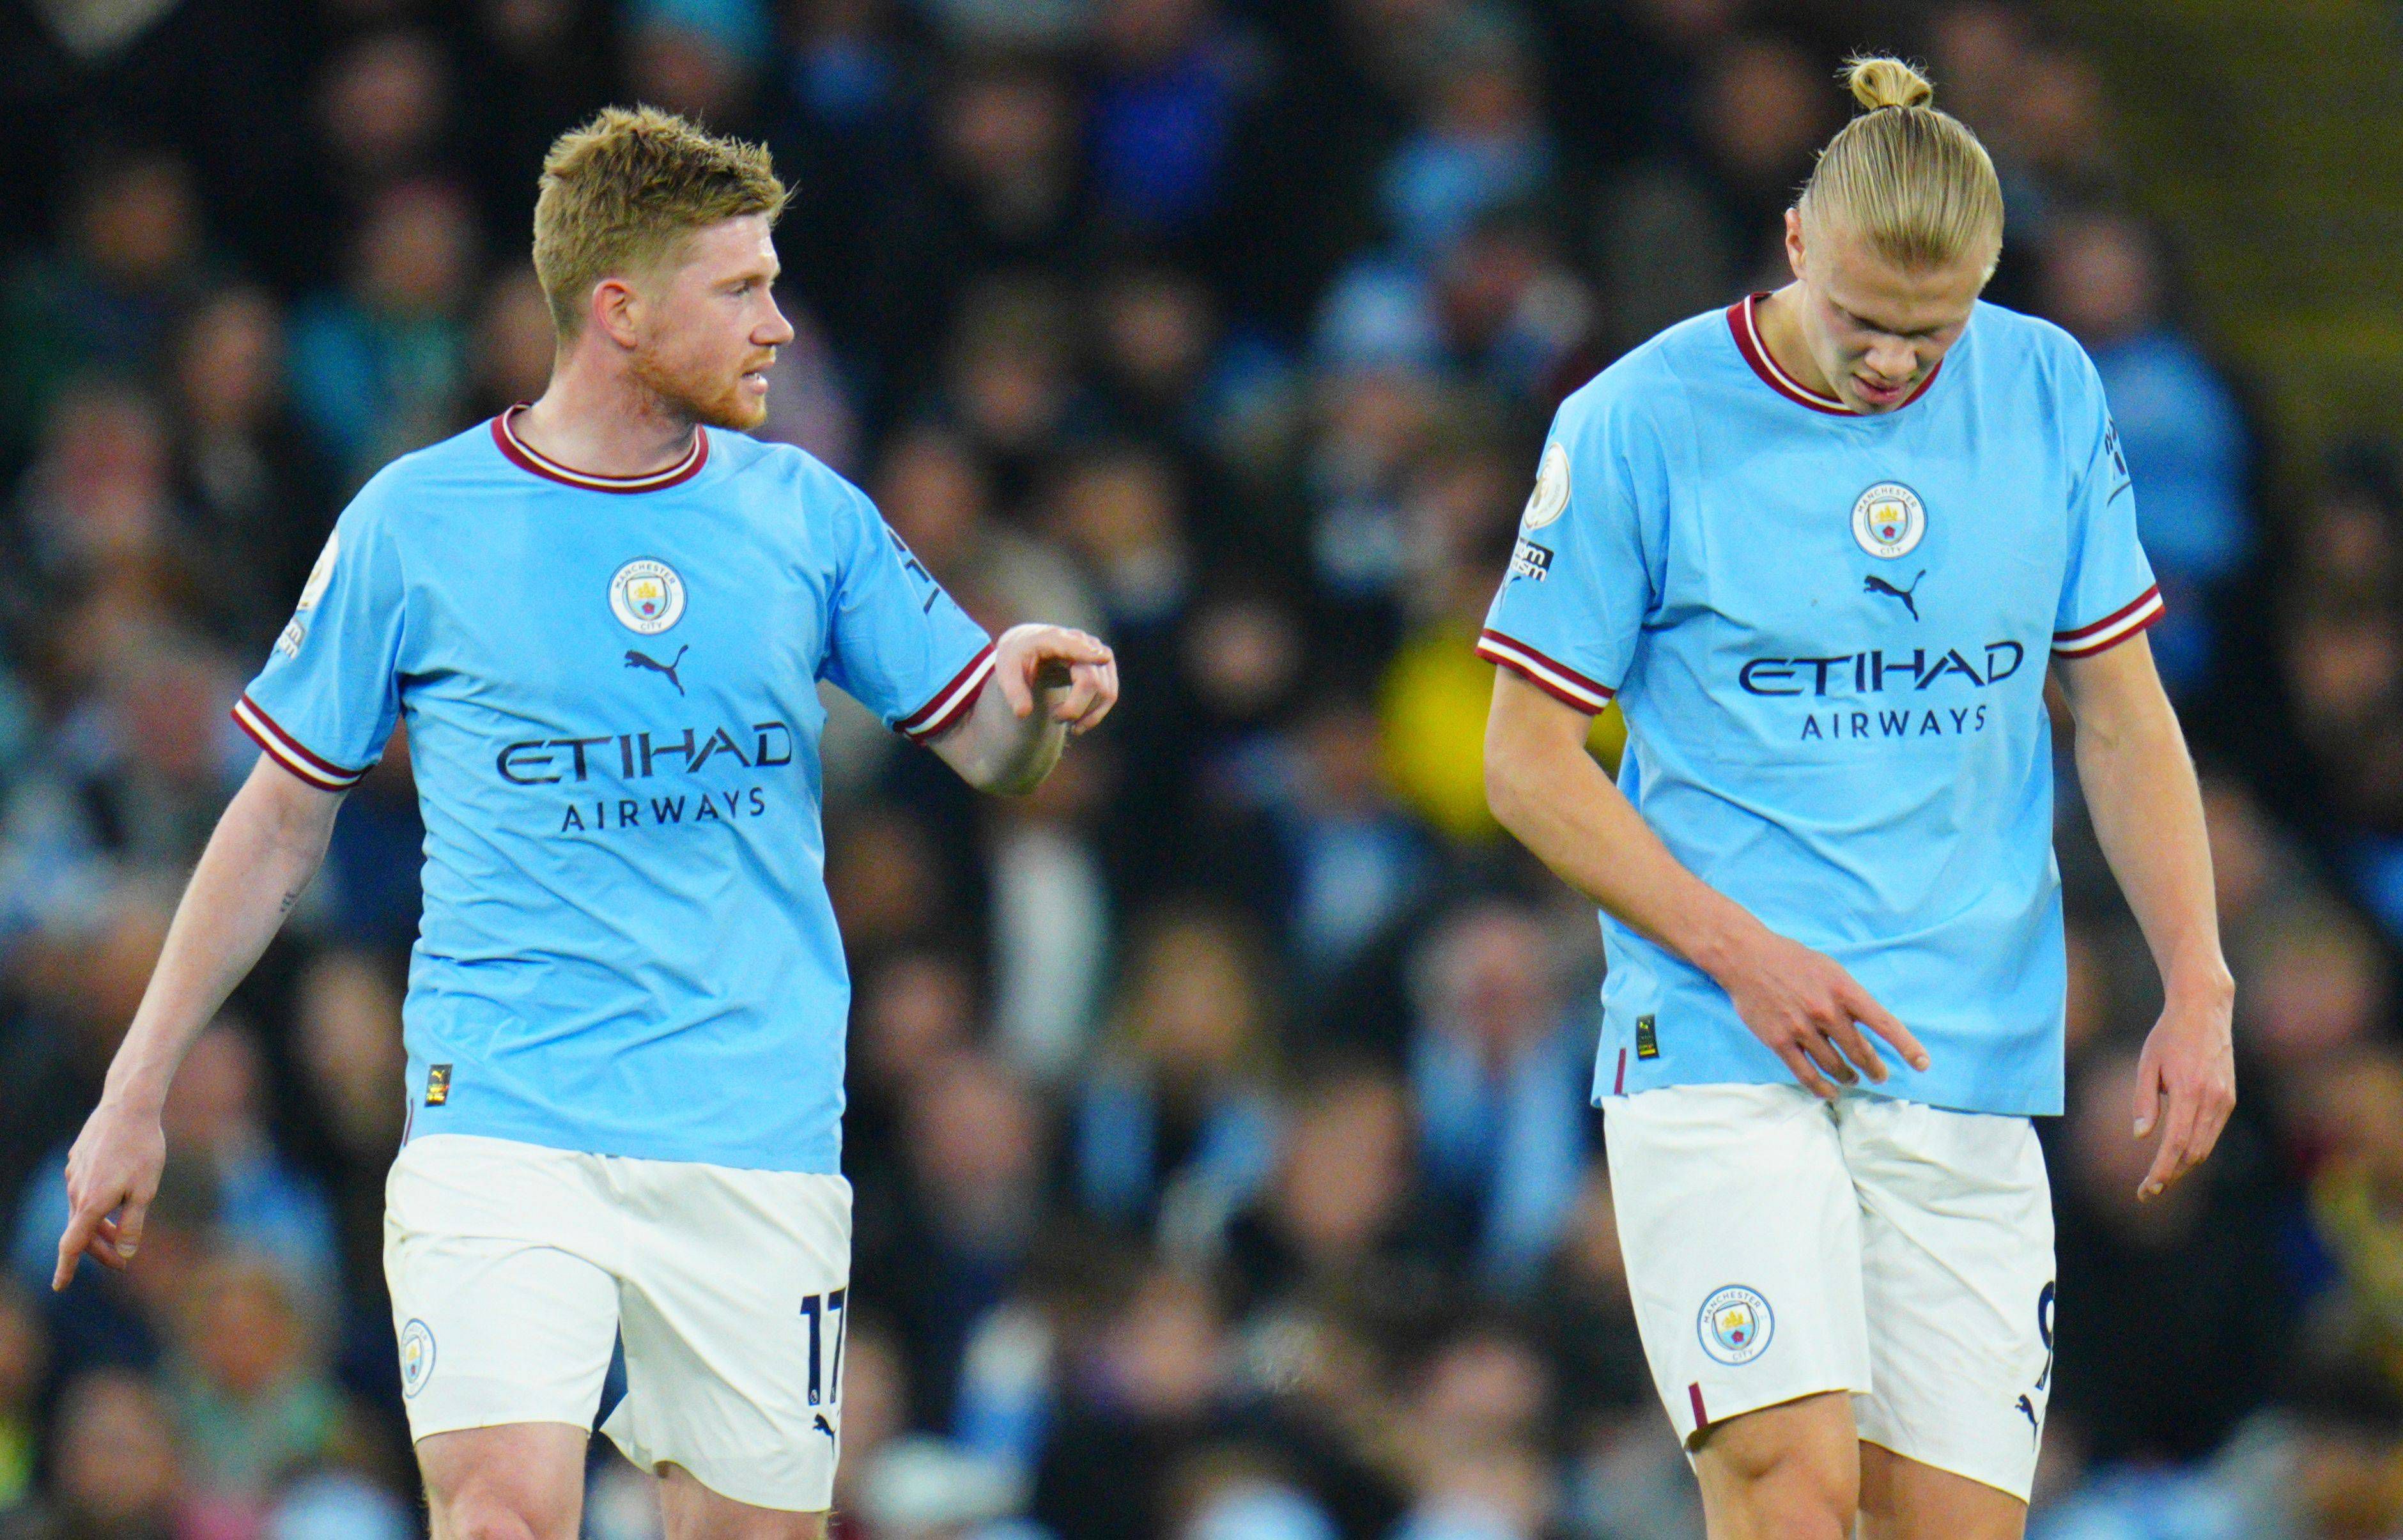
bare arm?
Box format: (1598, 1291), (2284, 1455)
(54, 753), (345, 1288)
(925, 623), (1117, 796)
(1483, 668), (1926, 1097)
(2054, 633), (2235, 1198)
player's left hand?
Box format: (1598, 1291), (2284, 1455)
(2131, 980), (2236, 1201)
(993, 624), (1117, 735)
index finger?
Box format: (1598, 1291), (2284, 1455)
(53, 1205), (101, 1292)
(1032, 630), (1112, 665)
(1846, 985), (1929, 1073)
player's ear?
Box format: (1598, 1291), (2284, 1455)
(1784, 207), (1809, 281)
(591, 276), (644, 350)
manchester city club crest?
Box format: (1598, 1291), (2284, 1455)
(1697, 1284), (1775, 1366)
(1522, 442), (1571, 530)
(1851, 481), (1927, 559)
(400, 1319), (436, 1398)
(609, 557), (686, 635)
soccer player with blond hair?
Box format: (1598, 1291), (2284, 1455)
(53, 107), (1117, 1539)
(1482, 58), (2232, 1540)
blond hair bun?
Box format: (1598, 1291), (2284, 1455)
(1799, 54), (2000, 272)
(1845, 56), (1935, 113)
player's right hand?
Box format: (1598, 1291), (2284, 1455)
(1711, 923), (1930, 1100)
(52, 1099), (167, 1291)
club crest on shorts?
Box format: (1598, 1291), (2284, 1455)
(1522, 442), (1571, 530)
(1851, 482), (1926, 559)
(400, 1320), (436, 1398)
(610, 558), (686, 635)
(1698, 1285), (1774, 1366)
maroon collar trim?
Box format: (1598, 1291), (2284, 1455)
(1725, 293), (1942, 417)
(491, 404), (708, 493)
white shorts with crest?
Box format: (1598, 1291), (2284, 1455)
(1603, 1083), (2055, 1501)
(384, 1133), (853, 1512)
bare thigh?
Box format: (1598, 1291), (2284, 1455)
(418, 1422), (590, 1540)
(1690, 1391), (1858, 1540)
(1858, 1441), (2026, 1540)
(658, 1463), (828, 1540)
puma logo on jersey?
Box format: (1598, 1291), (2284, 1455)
(1863, 570), (1926, 620)
(812, 1413), (835, 1440)
(2015, 1394), (2039, 1440)
(624, 645), (689, 695)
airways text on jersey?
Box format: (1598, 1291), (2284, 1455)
(1737, 638), (2025, 743)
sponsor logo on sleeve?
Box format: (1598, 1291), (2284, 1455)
(297, 529), (340, 612)
(1521, 442), (1570, 530)
(275, 528), (343, 658)
(1508, 538), (1554, 583)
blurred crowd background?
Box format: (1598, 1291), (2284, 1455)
(1, 0), (2400, 1536)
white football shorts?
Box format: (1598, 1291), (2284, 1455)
(383, 1133), (854, 1512)
(1603, 1083), (2055, 1501)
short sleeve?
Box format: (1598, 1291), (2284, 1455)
(817, 478), (995, 740)
(1478, 387), (1666, 712)
(234, 492), (406, 790)
(2052, 355), (2163, 659)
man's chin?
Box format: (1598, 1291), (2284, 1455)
(709, 398), (769, 433)
(688, 388), (768, 433)
(633, 362), (769, 433)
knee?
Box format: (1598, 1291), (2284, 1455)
(432, 1493), (576, 1540)
(1706, 1432), (1858, 1539)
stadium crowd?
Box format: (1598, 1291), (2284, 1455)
(0, 0), (2397, 1536)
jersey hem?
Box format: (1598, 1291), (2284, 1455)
(403, 1120), (844, 1176)
(2051, 584), (2164, 658)
(1477, 629), (1616, 713)
(232, 694), (370, 790)
(1595, 1071), (2062, 1121)
(897, 642), (997, 740)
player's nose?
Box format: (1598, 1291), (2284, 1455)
(759, 299), (796, 348)
(1863, 337), (1918, 383)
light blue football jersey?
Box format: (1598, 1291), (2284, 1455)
(236, 409), (994, 1171)
(1481, 295), (2161, 1117)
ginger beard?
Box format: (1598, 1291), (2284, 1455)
(626, 308), (775, 432)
